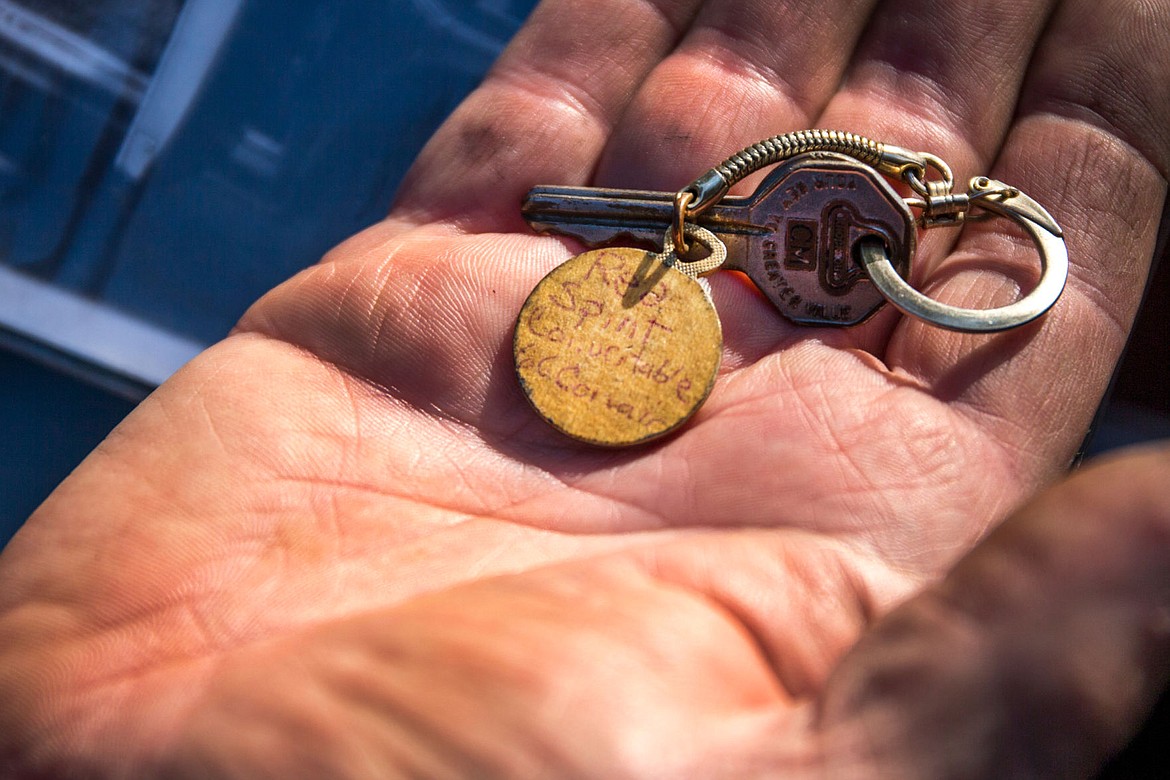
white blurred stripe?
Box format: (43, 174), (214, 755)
(0, 264), (204, 391)
(0, 0), (150, 101)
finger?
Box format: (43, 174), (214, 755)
(595, 0), (878, 190)
(887, 0), (1170, 481)
(821, 0), (1056, 182)
(792, 0), (1058, 354)
(391, 0), (703, 230)
(814, 444), (1170, 777)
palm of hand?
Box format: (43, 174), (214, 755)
(2, 0), (1168, 776)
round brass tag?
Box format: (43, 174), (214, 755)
(514, 247), (722, 446)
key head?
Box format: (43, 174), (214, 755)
(730, 154), (915, 326)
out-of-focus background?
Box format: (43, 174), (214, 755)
(0, 1), (1167, 774)
(0, 0), (540, 537)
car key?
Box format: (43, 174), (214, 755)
(523, 153), (915, 326)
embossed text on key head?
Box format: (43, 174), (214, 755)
(728, 154), (916, 326)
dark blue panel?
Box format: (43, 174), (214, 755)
(0, 351), (134, 545)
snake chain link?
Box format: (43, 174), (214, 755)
(709, 130), (885, 190)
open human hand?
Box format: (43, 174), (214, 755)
(2, 0), (1168, 776)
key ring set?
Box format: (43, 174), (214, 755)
(514, 129), (1068, 446)
(672, 129), (1067, 332)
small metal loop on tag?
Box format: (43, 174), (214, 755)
(672, 190), (694, 256)
(660, 224), (727, 279)
(858, 183), (1068, 333)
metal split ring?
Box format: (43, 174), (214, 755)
(857, 190), (1068, 333)
(672, 190), (694, 256)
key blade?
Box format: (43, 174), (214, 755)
(524, 220), (666, 248)
(523, 186), (670, 247)
(522, 185), (766, 249)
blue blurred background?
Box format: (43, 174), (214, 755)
(1, 0), (540, 543)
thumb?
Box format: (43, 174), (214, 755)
(815, 443), (1170, 778)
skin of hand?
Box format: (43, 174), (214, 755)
(2, 0), (1169, 776)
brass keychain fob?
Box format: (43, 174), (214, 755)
(514, 226), (726, 446)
